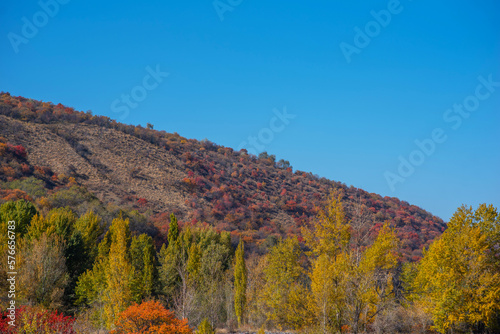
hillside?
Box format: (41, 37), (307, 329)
(0, 92), (446, 260)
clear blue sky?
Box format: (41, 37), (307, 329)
(1, 0), (499, 221)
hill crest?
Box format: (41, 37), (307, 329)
(0, 92), (445, 260)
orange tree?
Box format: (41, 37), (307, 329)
(112, 300), (192, 334)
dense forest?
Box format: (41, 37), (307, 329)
(0, 191), (498, 333)
(0, 93), (499, 333)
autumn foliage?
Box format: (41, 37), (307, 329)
(0, 92), (446, 261)
(0, 306), (75, 334)
(3, 93), (499, 333)
(112, 300), (192, 334)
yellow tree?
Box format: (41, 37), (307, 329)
(17, 232), (68, 309)
(354, 224), (398, 330)
(305, 191), (350, 333)
(76, 216), (135, 329)
(411, 204), (500, 333)
(304, 190), (399, 334)
(310, 253), (341, 333)
(104, 217), (134, 324)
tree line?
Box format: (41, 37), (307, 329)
(0, 191), (499, 333)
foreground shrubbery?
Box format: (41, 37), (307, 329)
(112, 300), (192, 334)
(0, 306), (75, 334)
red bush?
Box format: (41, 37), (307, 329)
(8, 145), (27, 158)
(0, 306), (75, 333)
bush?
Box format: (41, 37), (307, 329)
(0, 305), (75, 334)
(4, 177), (46, 198)
(196, 318), (215, 334)
(112, 300), (192, 334)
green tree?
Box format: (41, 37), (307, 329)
(104, 217), (134, 325)
(158, 225), (233, 325)
(4, 177), (47, 198)
(74, 210), (103, 269)
(197, 241), (232, 326)
(261, 237), (311, 330)
(45, 207), (77, 241)
(234, 240), (247, 327)
(130, 233), (157, 301)
(187, 243), (201, 280)
(0, 200), (38, 308)
(22, 207), (92, 309)
(168, 213), (179, 246)
(0, 199), (37, 236)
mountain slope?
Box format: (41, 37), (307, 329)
(0, 92), (446, 260)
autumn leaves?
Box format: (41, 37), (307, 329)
(0, 193), (498, 332)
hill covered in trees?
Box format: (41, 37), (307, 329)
(0, 92), (445, 261)
(1, 93), (499, 333)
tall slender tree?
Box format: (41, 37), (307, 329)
(76, 217), (134, 329)
(234, 240), (247, 327)
(130, 233), (157, 302)
(168, 213), (179, 246)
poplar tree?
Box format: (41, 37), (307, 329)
(130, 233), (157, 302)
(0, 199), (37, 236)
(76, 217), (134, 328)
(234, 240), (247, 327)
(103, 217), (134, 326)
(168, 213), (179, 246)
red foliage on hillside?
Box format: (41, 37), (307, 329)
(0, 92), (446, 260)
(0, 136), (69, 202)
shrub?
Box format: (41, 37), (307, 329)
(112, 300), (192, 334)
(196, 318), (215, 334)
(0, 305), (75, 334)
(4, 177), (46, 198)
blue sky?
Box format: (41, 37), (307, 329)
(1, 0), (499, 221)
